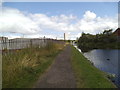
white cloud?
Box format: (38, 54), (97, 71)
(67, 33), (82, 40)
(76, 11), (118, 34)
(0, 7), (41, 35)
(51, 14), (76, 23)
(83, 11), (96, 21)
(0, 8), (118, 39)
(30, 13), (77, 32)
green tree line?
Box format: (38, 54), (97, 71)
(77, 29), (120, 52)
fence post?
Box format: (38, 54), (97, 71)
(44, 36), (45, 43)
(30, 39), (32, 47)
(1, 37), (3, 50)
(5, 37), (7, 50)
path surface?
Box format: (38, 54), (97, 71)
(34, 45), (76, 88)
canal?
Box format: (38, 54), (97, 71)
(83, 49), (120, 87)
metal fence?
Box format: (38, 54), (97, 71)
(0, 37), (62, 51)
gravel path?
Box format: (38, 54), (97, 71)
(34, 45), (76, 88)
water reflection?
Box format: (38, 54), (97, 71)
(83, 49), (119, 86)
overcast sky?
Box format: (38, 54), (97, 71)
(0, 2), (118, 40)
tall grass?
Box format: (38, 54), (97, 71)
(2, 42), (65, 88)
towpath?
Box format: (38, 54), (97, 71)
(34, 45), (76, 88)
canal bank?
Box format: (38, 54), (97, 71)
(83, 49), (119, 87)
(71, 45), (116, 88)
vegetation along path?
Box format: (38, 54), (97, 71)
(34, 45), (76, 88)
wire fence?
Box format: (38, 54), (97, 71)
(0, 37), (64, 51)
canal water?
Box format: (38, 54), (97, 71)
(83, 49), (120, 87)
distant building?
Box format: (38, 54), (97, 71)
(114, 28), (120, 36)
(9, 38), (30, 42)
(113, 28), (120, 42)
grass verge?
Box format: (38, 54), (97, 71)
(3, 42), (65, 88)
(71, 45), (116, 88)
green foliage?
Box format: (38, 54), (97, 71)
(77, 29), (119, 52)
(71, 46), (116, 88)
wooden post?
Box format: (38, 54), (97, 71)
(30, 39), (32, 47)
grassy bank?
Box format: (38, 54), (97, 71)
(71, 45), (116, 88)
(3, 42), (65, 88)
